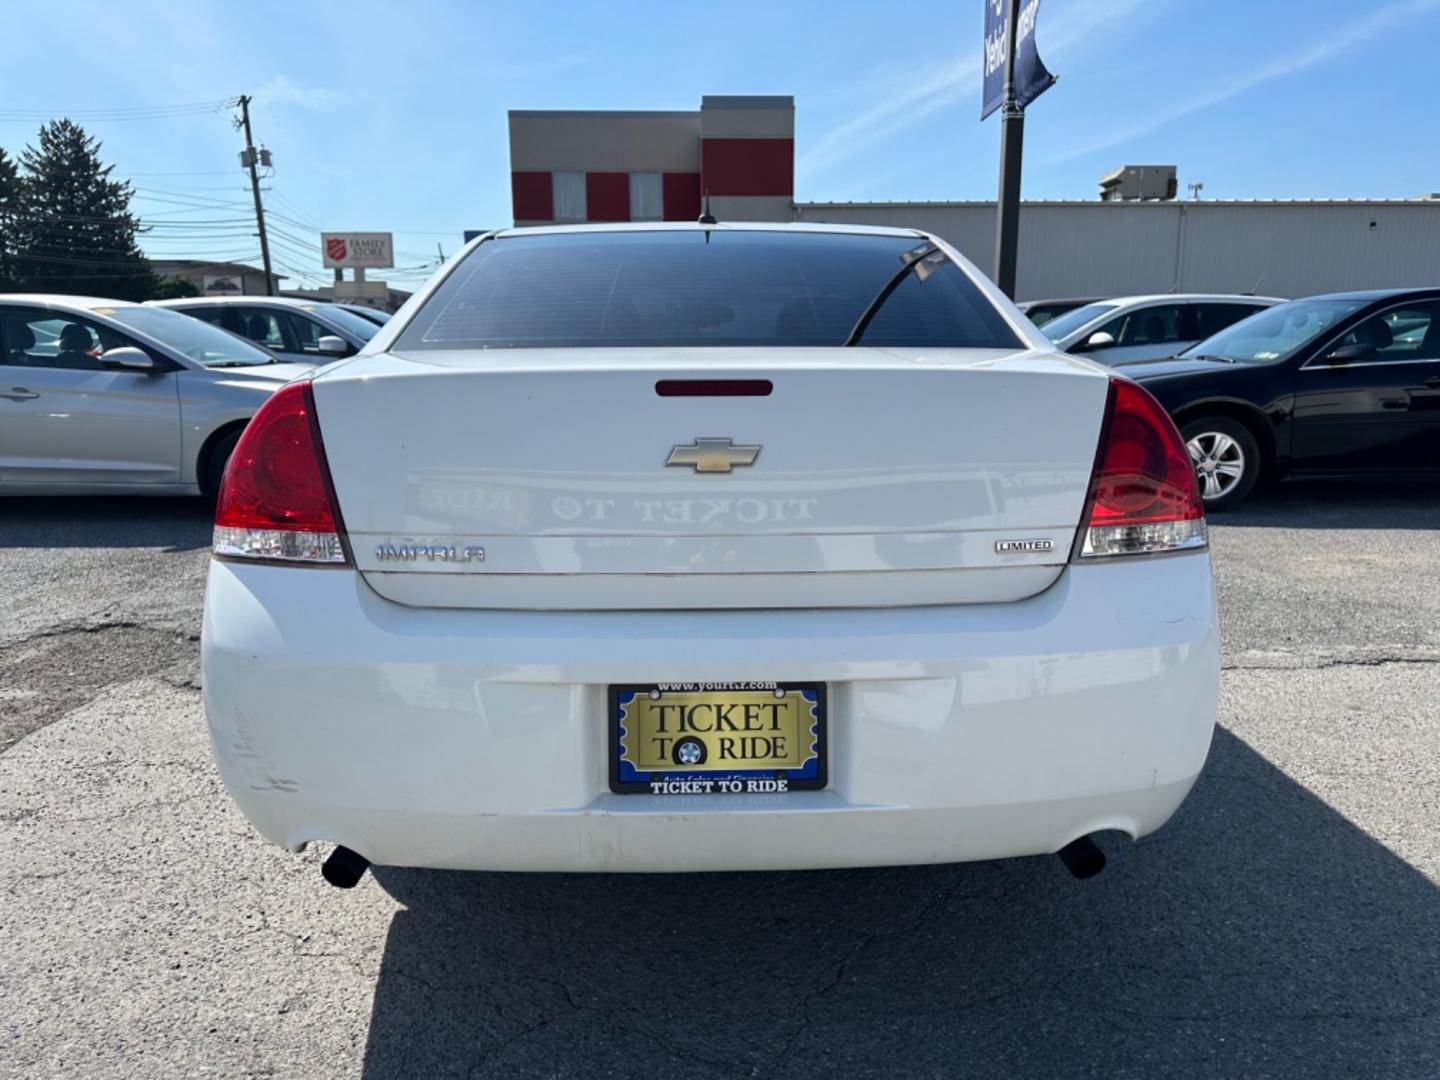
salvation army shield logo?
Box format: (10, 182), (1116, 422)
(325, 237), (348, 262)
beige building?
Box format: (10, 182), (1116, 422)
(149, 259), (282, 297)
(508, 95), (794, 226)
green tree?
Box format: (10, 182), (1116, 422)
(149, 274), (202, 300)
(13, 119), (155, 300)
(0, 148), (19, 291)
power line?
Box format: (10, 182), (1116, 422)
(131, 193), (255, 212)
(129, 182), (251, 193)
(0, 99), (235, 123)
(125, 170), (240, 177)
(132, 188), (253, 204)
(266, 189), (323, 231)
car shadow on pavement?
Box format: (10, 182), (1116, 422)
(0, 496), (212, 551)
(360, 727), (1439, 1079)
(1217, 478), (1440, 530)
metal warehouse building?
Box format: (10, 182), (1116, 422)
(508, 97), (1440, 300)
(795, 199), (1440, 300)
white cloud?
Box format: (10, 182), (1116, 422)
(798, 0), (1148, 186)
(1046, 0), (1440, 164)
(253, 75), (356, 110)
(797, 58), (982, 188)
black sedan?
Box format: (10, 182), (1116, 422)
(1110, 288), (1440, 510)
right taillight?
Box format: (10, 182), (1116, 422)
(1076, 377), (1207, 559)
(213, 380), (349, 565)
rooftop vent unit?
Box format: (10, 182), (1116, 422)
(1100, 165), (1178, 202)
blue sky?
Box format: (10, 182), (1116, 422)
(3, 0), (1438, 290)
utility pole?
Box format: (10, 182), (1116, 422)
(237, 95), (275, 296)
(992, 0), (1024, 299)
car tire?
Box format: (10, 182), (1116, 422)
(205, 429), (242, 497)
(1179, 416), (1260, 512)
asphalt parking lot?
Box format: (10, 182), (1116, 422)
(2, 483), (1437, 1079)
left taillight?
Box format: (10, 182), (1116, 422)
(1075, 377), (1207, 559)
(213, 380), (349, 564)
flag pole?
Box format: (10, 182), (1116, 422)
(992, 0), (1024, 299)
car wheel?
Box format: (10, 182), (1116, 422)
(1179, 416), (1260, 512)
(205, 429), (242, 497)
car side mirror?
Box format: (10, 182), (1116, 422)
(316, 335), (349, 356)
(101, 346), (159, 372)
(1079, 330), (1116, 351)
(1324, 342), (1378, 365)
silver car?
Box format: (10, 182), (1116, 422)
(337, 303), (390, 327)
(0, 295), (311, 495)
(1042, 293), (1284, 365)
(150, 296), (379, 365)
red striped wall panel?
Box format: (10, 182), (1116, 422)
(511, 171), (553, 221)
(662, 172), (702, 220)
(585, 172), (630, 221)
(700, 138), (793, 197)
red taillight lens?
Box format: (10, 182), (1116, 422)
(213, 381), (348, 564)
(1077, 378), (1207, 558)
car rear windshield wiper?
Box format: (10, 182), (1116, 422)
(843, 241), (948, 347)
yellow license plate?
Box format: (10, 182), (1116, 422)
(610, 683), (826, 795)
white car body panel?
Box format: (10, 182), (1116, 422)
(203, 552), (1218, 872)
(200, 222), (1220, 873)
(149, 296), (373, 366)
(1050, 293), (1284, 364)
(315, 346), (1107, 609)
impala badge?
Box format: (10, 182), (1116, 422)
(375, 542), (485, 563)
(665, 438), (761, 474)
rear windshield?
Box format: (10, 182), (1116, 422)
(396, 230), (1022, 350)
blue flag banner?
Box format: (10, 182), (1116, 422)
(981, 0), (1056, 120)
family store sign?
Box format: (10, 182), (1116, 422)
(320, 232), (395, 269)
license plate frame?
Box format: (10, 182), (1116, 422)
(609, 682), (827, 795)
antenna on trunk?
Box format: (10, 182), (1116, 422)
(698, 190), (717, 225)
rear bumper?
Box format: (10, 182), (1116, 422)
(201, 553), (1219, 872)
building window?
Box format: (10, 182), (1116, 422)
(630, 173), (663, 222)
(552, 171), (586, 222)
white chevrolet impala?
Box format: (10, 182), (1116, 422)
(201, 223), (1218, 887)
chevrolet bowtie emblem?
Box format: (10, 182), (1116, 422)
(665, 437), (761, 474)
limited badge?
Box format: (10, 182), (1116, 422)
(995, 538), (1054, 553)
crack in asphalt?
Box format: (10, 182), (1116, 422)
(1223, 651), (1440, 672)
(772, 883), (960, 1069)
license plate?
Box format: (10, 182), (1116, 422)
(609, 683), (826, 795)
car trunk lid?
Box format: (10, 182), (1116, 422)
(311, 346), (1108, 609)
